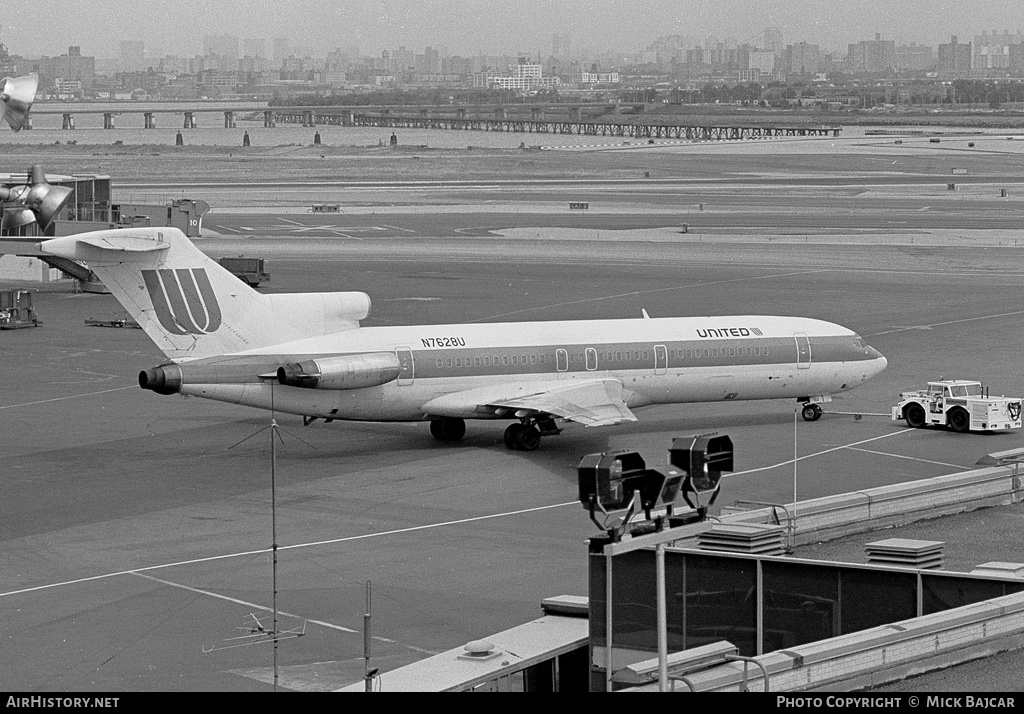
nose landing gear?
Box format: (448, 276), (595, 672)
(801, 403), (823, 421)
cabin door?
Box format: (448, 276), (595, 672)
(654, 344), (668, 375)
(396, 346), (415, 385)
(794, 333), (811, 369)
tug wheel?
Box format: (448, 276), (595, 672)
(947, 407), (971, 434)
(904, 403), (927, 429)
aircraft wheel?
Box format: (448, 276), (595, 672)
(947, 407), (971, 433)
(904, 403), (927, 428)
(801, 403), (822, 422)
(503, 423), (524, 450)
(515, 425), (541, 452)
(430, 418), (466, 442)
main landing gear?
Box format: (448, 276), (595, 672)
(428, 415), (562, 451)
(504, 416), (561, 451)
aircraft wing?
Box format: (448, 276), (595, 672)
(422, 379), (637, 427)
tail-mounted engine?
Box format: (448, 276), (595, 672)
(277, 352), (401, 390)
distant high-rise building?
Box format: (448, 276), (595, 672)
(847, 34), (896, 73)
(37, 46), (96, 90)
(0, 40), (15, 75)
(973, 30), (1023, 69)
(1010, 43), (1024, 71)
(896, 43), (935, 71)
(784, 42), (821, 75)
(119, 40), (145, 71)
(423, 46), (440, 74)
(937, 36), (972, 74)
(273, 38), (290, 62)
(763, 27), (784, 55)
(747, 50), (775, 75)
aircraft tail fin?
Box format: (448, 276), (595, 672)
(39, 228), (307, 359)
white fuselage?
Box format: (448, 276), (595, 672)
(169, 314), (887, 423)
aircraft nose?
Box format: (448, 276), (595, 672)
(867, 346), (887, 373)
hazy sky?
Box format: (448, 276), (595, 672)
(4, 1), (1022, 58)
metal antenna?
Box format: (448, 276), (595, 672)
(271, 409), (279, 691)
(207, 382), (316, 689)
(364, 581), (375, 692)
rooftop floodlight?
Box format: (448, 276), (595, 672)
(24, 165), (73, 231)
(578, 449), (686, 536)
(669, 433), (734, 517)
(0, 165), (73, 232)
(1, 74), (38, 132)
(1, 206), (38, 231)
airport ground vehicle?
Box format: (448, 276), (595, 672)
(892, 380), (1022, 433)
(217, 257), (270, 287)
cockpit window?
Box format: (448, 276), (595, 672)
(853, 335), (867, 349)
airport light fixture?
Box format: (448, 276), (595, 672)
(0, 165), (73, 233)
(1, 73), (37, 132)
(577, 433), (734, 539)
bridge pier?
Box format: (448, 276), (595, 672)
(143, 112), (156, 129)
(224, 111), (235, 128)
(103, 113), (116, 129)
(183, 112), (197, 129)
(302, 110), (314, 127)
(263, 110), (275, 128)
(62, 113), (75, 130)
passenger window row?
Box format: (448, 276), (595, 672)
(432, 344), (769, 370)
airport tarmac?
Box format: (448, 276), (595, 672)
(4, 229), (1024, 691)
(4, 134), (1024, 691)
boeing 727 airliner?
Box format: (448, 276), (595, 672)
(39, 228), (887, 451)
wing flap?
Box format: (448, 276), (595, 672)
(422, 379), (637, 427)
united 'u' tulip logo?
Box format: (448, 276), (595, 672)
(142, 268), (222, 335)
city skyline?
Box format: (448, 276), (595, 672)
(3, 0), (1023, 59)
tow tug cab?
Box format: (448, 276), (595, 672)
(892, 380), (1022, 433)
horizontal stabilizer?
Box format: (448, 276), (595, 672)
(38, 232), (171, 262)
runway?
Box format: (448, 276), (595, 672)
(4, 228), (1024, 691)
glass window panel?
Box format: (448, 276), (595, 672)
(763, 561), (840, 650)
(922, 575), (1023, 615)
(679, 553), (758, 656)
(839, 569), (917, 635)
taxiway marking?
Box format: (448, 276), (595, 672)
(869, 309), (1024, 337)
(470, 268), (832, 322)
(132, 572), (358, 634)
(0, 501), (576, 600)
(0, 385), (135, 410)
(846, 447), (967, 470)
(725, 429), (912, 480)
(1, 428), (930, 602)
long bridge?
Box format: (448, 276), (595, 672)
(25, 103), (841, 139)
